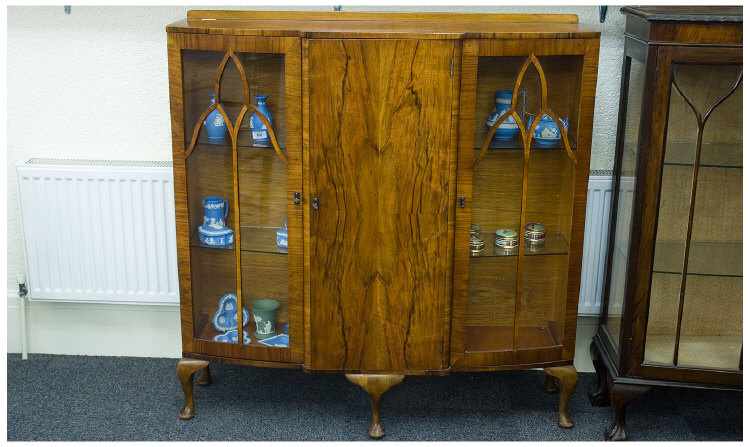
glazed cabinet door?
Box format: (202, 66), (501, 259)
(630, 45), (742, 385)
(450, 39), (598, 369)
(168, 34), (303, 364)
(306, 39), (457, 372)
(598, 38), (650, 366)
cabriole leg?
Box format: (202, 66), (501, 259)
(588, 341), (610, 406)
(605, 383), (650, 441)
(346, 374), (405, 439)
(544, 372), (560, 394)
(197, 363), (212, 386)
(177, 357), (209, 420)
(543, 365), (578, 428)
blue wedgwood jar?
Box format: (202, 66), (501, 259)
(204, 93), (228, 140)
(486, 90), (529, 140)
(527, 113), (569, 147)
(249, 95), (274, 146)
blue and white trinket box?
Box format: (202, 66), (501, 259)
(213, 329), (252, 344)
(212, 293), (250, 332)
(258, 333), (289, 348)
(198, 224), (234, 246)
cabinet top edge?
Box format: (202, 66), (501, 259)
(166, 13), (600, 39)
(621, 6), (742, 23)
(185, 10), (580, 23)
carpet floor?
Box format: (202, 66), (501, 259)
(6, 354), (742, 441)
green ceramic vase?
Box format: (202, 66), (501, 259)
(251, 299), (280, 340)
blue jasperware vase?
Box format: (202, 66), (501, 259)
(203, 93), (227, 140)
(486, 90), (529, 140)
(249, 94), (274, 146)
(527, 113), (569, 147)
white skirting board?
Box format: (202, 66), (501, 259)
(6, 292), (182, 358)
(6, 291), (598, 372)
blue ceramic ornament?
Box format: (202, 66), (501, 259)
(486, 90), (529, 140)
(204, 93), (227, 140)
(527, 113), (569, 147)
(249, 95), (274, 146)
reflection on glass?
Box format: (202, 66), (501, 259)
(605, 57), (645, 347)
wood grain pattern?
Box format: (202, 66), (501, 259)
(308, 39), (454, 372)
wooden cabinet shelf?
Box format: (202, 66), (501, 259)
(168, 10), (599, 437)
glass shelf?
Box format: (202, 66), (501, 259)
(477, 137), (578, 151)
(469, 232), (569, 258)
(652, 241), (742, 277)
(190, 226), (288, 255)
(625, 142), (743, 169)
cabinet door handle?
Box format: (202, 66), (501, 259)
(293, 192), (301, 205)
(458, 196), (465, 208)
(312, 197), (320, 211)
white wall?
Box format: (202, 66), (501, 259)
(6, 5), (624, 360)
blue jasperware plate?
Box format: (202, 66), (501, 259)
(212, 330), (252, 344)
(258, 333), (289, 348)
(212, 293), (250, 332)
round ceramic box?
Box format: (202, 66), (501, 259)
(470, 233), (485, 254)
(524, 222), (546, 242)
(494, 229), (519, 248)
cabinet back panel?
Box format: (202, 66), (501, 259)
(308, 39), (454, 371)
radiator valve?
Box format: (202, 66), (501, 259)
(17, 274), (27, 298)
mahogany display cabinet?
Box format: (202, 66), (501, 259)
(167, 10), (599, 437)
(589, 6), (742, 442)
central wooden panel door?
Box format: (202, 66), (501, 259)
(307, 39), (455, 372)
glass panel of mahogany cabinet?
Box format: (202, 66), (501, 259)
(644, 63), (742, 370)
(465, 54), (581, 353)
(182, 50), (291, 350)
(602, 56), (646, 351)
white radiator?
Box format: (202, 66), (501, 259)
(16, 159), (179, 305)
(578, 174), (614, 315)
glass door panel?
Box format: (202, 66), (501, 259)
(182, 50), (239, 343)
(465, 53), (580, 352)
(645, 63), (742, 369)
(235, 52), (290, 348)
(518, 149), (575, 349)
(605, 56), (646, 348)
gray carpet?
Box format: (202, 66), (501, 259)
(6, 354), (742, 441)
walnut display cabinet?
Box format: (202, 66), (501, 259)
(589, 6), (742, 442)
(167, 10), (599, 437)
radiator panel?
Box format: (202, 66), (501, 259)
(578, 174), (613, 315)
(16, 160), (178, 305)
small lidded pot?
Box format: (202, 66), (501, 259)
(470, 233), (485, 254)
(524, 222), (546, 251)
(494, 229), (519, 248)
(524, 222), (546, 241)
(470, 223), (481, 238)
